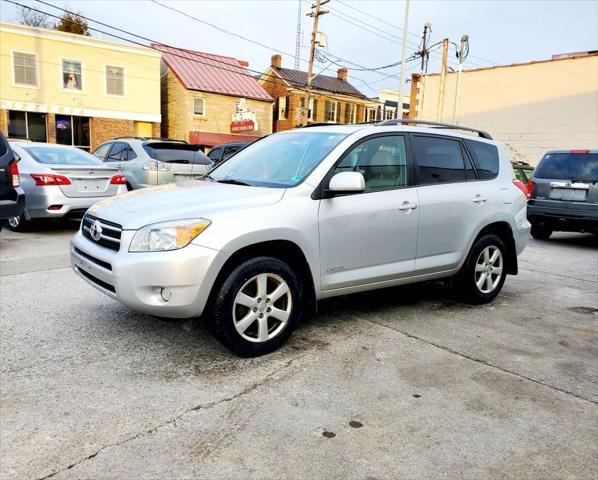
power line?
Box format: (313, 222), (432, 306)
(7, 0), (397, 110)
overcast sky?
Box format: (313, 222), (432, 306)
(2, 0), (597, 97)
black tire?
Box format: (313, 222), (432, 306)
(455, 234), (507, 305)
(530, 225), (552, 240)
(7, 214), (31, 232)
(210, 256), (303, 357)
(126, 182), (133, 191)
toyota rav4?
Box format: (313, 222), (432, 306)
(71, 120), (531, 356)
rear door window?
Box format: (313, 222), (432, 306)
(534, 152), (598, 182)
(143, 142), (212, 165)
(412, 136), (469, 184)
(465, 139), (499, 180)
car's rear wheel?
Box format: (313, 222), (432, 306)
(530, 225), (552, 240)
(455, 234), (507, 304)
(7, 214), (31, 232)
(210, 257), (302, 357)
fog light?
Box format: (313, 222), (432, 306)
(160, 287), (172, 302)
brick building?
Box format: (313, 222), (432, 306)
(259, 55), (369, 132)
(0, 23), (161, 151)
(157, 45), (273, 150)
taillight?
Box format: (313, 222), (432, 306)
(30, 173), (72, 186)
(10, 161), (20, 187)
(526, 180), (534, 198)
(512, 179), (528, 198)
(570, 149), (589, 154)
(110, 174), (127, 185)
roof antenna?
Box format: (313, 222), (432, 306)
(294, 0), (302, 69)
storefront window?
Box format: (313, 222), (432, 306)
(8, 111), (47, 142)
(55, 115), (91, 151)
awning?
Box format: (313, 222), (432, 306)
(189, 131), (262, 147)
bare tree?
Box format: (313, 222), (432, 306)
(16, 4), (50, 28)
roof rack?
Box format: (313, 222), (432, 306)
(113, 136), (188, 143)
(375, 119), (493, 140)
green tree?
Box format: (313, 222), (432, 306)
(54, 11), (90, 36)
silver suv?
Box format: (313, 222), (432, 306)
(71, 121), (531, 356)
(92, 137), (213, 190)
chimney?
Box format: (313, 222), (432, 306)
(239, 60), (249, 67)
(271, 54), (282, 69)
(337, 68), (348, 82)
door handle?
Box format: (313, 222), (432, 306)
(473, 195), (488, 204)
(398, 202), (418, 211)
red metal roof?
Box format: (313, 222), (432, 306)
(155, 44), (273, 102)
(189, 131), (262, 147)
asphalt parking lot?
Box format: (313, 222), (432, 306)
(1, 224), (597, 480)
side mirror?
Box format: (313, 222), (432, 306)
(328, 171), (365, 194)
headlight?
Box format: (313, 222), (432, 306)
(129, 218), (211, 252)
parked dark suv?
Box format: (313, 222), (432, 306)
(0, 132), (25, 231)
(527, 150), (598, 239)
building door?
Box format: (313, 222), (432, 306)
(55, 115), (91, 151)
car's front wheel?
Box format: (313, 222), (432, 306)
(210, 257), (302, 357)
(455, 234), (507, 304)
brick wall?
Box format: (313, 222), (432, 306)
(0, 109), (7, 136)
(46, 113), (56, 143)
(162, 68), (273, 141)
(90, 118), (135, 150)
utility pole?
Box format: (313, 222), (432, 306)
(416, 22), (431, 119)
(452, 34), (469, 124)
(304, 0), (329, 126)
(396, 0), (410, 119)
(436, 37), (449, 122)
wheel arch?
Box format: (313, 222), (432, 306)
(473, 221), (518, 275)
(206, 239), (317, 316)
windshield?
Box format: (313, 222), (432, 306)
(209, 131), (348, 188)
(535, 153), (598, 182)
(24, 146), (103, 165)
(143, 143), (212, 165)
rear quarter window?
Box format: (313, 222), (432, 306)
(143, 143), (212, 165)
(464, 139), (499, 180)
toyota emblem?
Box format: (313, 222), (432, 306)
(89, 220), (103, 241)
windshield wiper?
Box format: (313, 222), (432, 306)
(216, 179), (252, 186)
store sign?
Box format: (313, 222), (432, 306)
(230, 98), (258, 133)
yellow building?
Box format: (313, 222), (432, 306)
(0, 22), (161, 150)
(157, 44), (273, 150)
(410, 51), (598, 165)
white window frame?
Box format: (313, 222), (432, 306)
(104, 64), (126, 97)
(11, 50), (39, 89)
(325, 100), (338, 123)
(278, 96), (287, 120)
(308, 98), (315, 121)
(193, 97), (206, 117)
(60, 58), (85, 93)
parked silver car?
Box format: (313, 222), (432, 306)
(71, 120), (531, 356)
(8, 142), (127, 231)
(92, 137), (213, 190)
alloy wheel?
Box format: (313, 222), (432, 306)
(474, 245), (503, 294)
(233, 273), (292, 343)
(8, 216), (20, 228)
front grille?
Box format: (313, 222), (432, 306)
(74, 247), (112, 271)
(77, 267), (116, 293)
(82, 214), (122, 252)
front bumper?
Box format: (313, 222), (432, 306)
(70, 231), (223, 318)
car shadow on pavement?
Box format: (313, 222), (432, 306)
(534, 233), (597, 248)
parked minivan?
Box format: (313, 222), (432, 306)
(71, 120), (530, 356)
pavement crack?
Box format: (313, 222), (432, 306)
(34, 353), (305, 480)
(365, 318), (598, 406)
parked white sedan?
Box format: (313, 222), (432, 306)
(8, 142), (127, 231)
